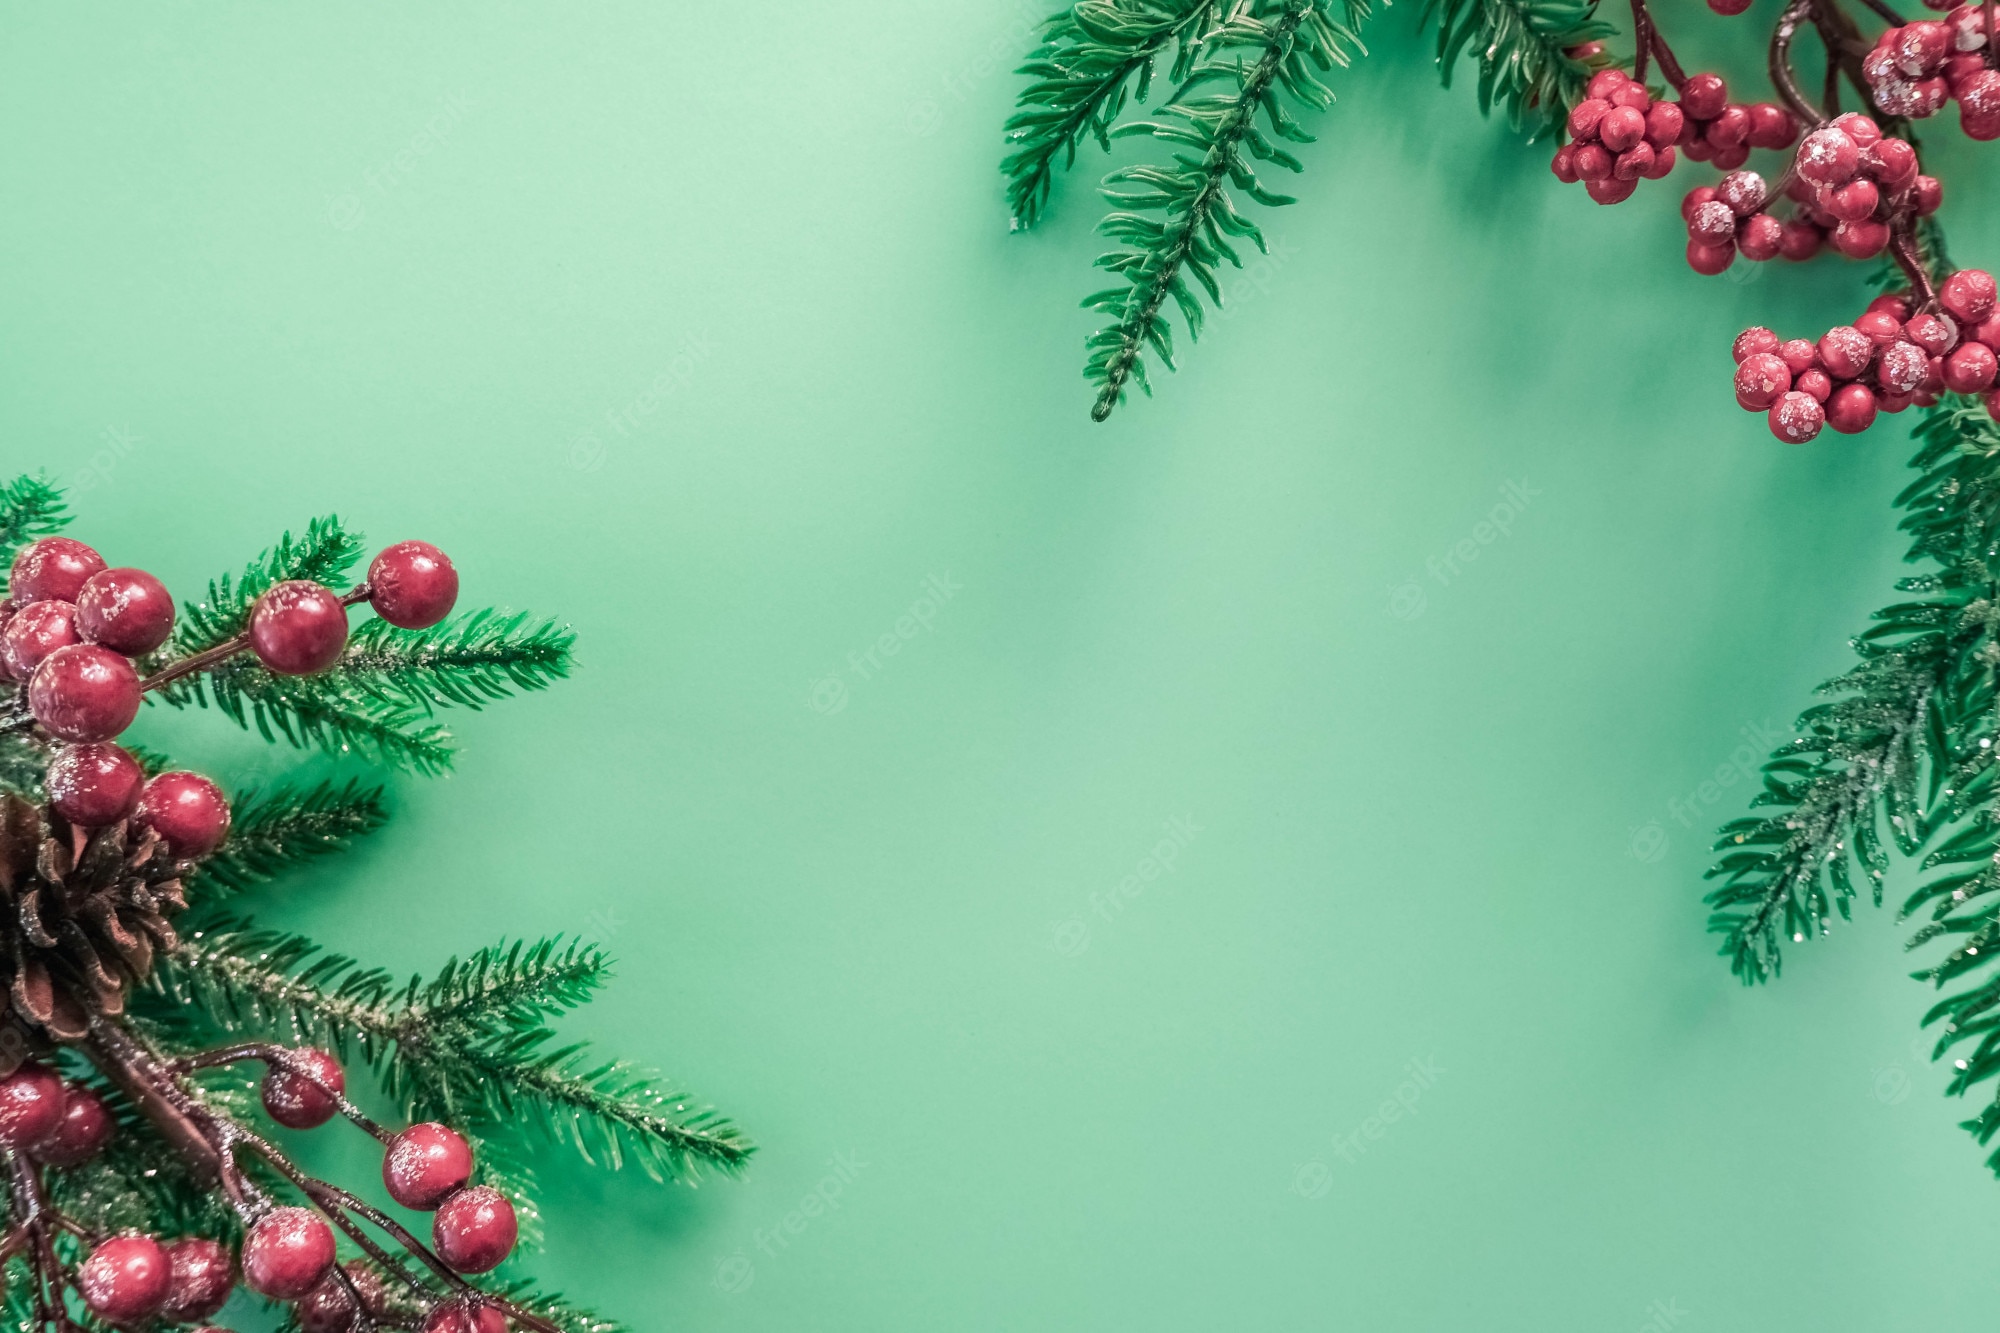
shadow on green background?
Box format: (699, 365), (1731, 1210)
(3, 2), (1996, 1328)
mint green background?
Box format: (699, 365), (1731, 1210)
(6, 2), (2000, 1328)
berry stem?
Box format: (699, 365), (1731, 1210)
(1891, 224), (1941, 308)
(137, 585), (371, 694)
(1770, 0), (1828, 125)
(170, 1042), (394, 1143)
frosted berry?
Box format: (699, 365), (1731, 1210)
(1904, 312), (1959, 356)
(243, 1207), (336, 1299)
(1945, 340), (2000, 393)
(1734, 327), (1781, 362)
(1818, 326), (1875, 379)
(75, 568), (175, 656)
(385, 1122), (475, 1209)
(9, 538), (104, 604)
(432, 1186), (518, 1273)
(136, 772), (231, 859)
(80, 1235), (171, 1324)
(1962, 69), (2000, 136)
(261, 1048), (345, 1129)
(47, 743), (145, 827)
(297, 1274), (359, 1333)
(1879, 340), (1931, 393)
(34, 1084), (114, 1167)
(28, 644), (141, 742)
(249, 581), (349, 675)
(1716, 171), (1768, 215)
(161, 1238), (235, 1322)
(367, 541), (459, 630)
(1797, 127), (1860, 185)
(1738, 213), (1784, 261)
(1827, 383), (1880, 434)
(1769, 391), (1826, 443)
(1689, 201), (1737, 246)
(1735, 354), (1793, 410)
(1831, 218), (1890, 258)
(422, 1302), (509, 1333)
(1682, 73), (1728, 121)
(0, 1063), (66, 1148)
(1942, 269), (1998, 323)
(1, 600), (80, 680)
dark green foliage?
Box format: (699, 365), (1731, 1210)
(1003, 1), (1224, 229)
(189, 779), (390, 897)
(158, 664), (456, 774)
(1421, 0), (1607, 139)
(1082, 0), (1372, 421)
(170, 515), (364, 655)
(338, 611), (576, 714)
(0, 475), (69, 569)
(0, 732), (46, 801)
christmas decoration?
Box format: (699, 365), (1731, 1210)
(0, 477), (750, 1332)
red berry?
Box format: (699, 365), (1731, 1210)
(1868, 293), (1915, 320)
(0, 1064), (66, 1148)
(1860, 137), (1918, 187)
(1737, 214), (1784, 261)
(1645, 102), (1684, 148)
(1832, 112), (1886, 146)
(261, 1048), (345, 1129)
(75, 568), (175, 656)
(1798, 127), (1860, 185)
(1795, 368), (1835, 403)
(28, 644), (140, 743)
(1881, 389), (1916, 413)
(249, 581), (349, 675)
(1551, 145), (1578, 182)
(136, 772), (231, 859)
(1, 601), (80, 680)
(1609, 82), (1650, 111)
(297, 1273), (359, 1333)
(1613, 143), (1655, 180)
(9, 538), (105, 604)
(1856, 310), (1905, 345)
(1819, 326), (1876, 379)
(1682, 185), (1718, 222)
(1896, 21), (1952, 74)
(1778, 339), (1821, 375)
(1963, 69), (2000, 136)
(385, 1122), (475, 1209)
(1585, 69), (1631, 100)
(432, 1186), (517, 1273)
(1879, 340), (1931, 393)
(1827, 382), (1881, 433)
(1831, 218), (1891, 258)
(1682, 73), (1728, 120)
(1942, 269), (1998, 323)
(1705, 106), (1752, 149)
(1689, 201), (1738, 246)
(1642, 145), (1678, 179)
(1709, 0), (1753, 15)
(1733, 327), (1782, 362)
(1826, 178), (1880, 222)
(34, 1084), (114, 1167)
(1945, 50), (1988, 92)
(1735, 353), (1793, 409)
(243, 1207), (336, 1299)
(1914, 175), (1944, 214)
(47, 743), (145, 826)
(1711, 143), (1752, 170)
(1598, 105), (1645, 152)
(1746, 102), (1799, 149)
(1585, 175), (1637, 205)
(1716, 170), (1768, 215)
(1568, 98), (1611, 141)
(1778, 219), (1824, 261)
(1945, 340), (2000, 393)
(160, 1238), (235, 1322)
(1769, 391), (1826, 442)
(422, 1302), (509, 1333)
(1572, 144), (1614, 180)
(1683, 136), (1715, 162)
(1905, 312), (1959, 356)
(80, 1235), (171, 1323)
(1686, 240), (1736, 275)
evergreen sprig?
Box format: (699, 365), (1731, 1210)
(189, 780), (390, 897)
(338, 611), (576, 715)
(0, 475), (69, 568)
(170, 516), (364, 656)
(1003, 1), (1225, 229)
(1421, 0), (1607, 139)
(1082, 0), (1372, 421)
(157, 666), (456, 775)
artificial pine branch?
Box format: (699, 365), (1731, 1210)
(1003, 0), (1225, 229)
(189, 781), (390, 898)
(169, 516), (364, 656)
(158, 666), (457, 775)
(1082, 0), (1371, 421)
(337, 612), (576, 716)
(0, 477), (68, 567)
(1422, 0), (1607, 138)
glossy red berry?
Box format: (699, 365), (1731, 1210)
(1642, 145), (1677, 178)
(0, 1063), (66, 1148)
(1856, 310), (1904, 345)
(160, 1238), (235, 1322)
(1598, 105), (1646, 151)
(1734, 327), (1781, 362)
(1778, 219), (1824, 261)
(75, 568), (175, 656)
(1, 601), (80, 680)
(1827, 382), (1880, 434)
(1572, 143), (1614, 181)
(47, 743), (145, 827)
(1551, 145), (1578, 182)
(1584, 175), (1636, 205)
(136, 772), (231, 859)
(1709, 0), (1752, 15)
(1797, 127), (1860, 185)
(297, 1274), (359, 1333)
(1738, 213), (1784, 261)
(243, 1207), (336, 1299)
(249, 581), (349, 675)
(1612, 143), (1655, 180)
(1825, 178), (1879, 222)
(261, 1048), (344, 1129)
(1777, 339), (1820, 375)
(1745, 102), (1799, 148)
(28, 644), (141, 742)
(1735, 354), (1793, 410)
(1905, 312), (1959, 356)
(1769, 391), (1826, 443)
(1914, 175), (1944, 214)
(1645, 102), (1684, 147)
(432, 1186), (517, 1273)
(1860, 137), (1917, 187)
(1868, 293), (1914, 321)
(1686, 240), (1735, 275)
(1682, 73), (1729, 120)
(1795, 368), (1835, 403)
(1568, 98), (1611, 140)
(385, 1122), (475, 1209)
(9, 538), (105, 604)
(1945, 340), (2000, 393)
(1705, 106), (1752, 150)
(1818, 326), (1875, 379)
(1942, 269), (1998, 323)
(422, 1301), (509, 1333)
(367, 541), (459, 630)
(35, 1084), (114, 1167)
(1831, 218), (1891, 258)
(80, 1235), (171, 1323)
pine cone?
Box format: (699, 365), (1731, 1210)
(0, 794), (186, 1043)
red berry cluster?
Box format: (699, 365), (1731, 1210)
(1551, 68), (1681, 203)
(1731, 269), (2000, 442)
(1676, 73), (1799, 170)
(1862, 10), (2000, 138)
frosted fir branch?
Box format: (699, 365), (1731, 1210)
(190, 780), (390, 898)
(336, 611), (576, 716)
(156, 665), (456, 775)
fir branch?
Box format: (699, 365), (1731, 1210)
(146, 924), (407, 1061)
(156, 666), (456, 776)
(189, 780), (390, 898)
(0, 732), (46, 802)
(414, 939), (611, 1027)
(1083, 0), (1371, 421)
(1421, 0), (1607, 138)
(336, 611), (576, 716)
(1003, 1), (1225, 229)
(169, 516), (364, 657)
(0, 475), (68, 569)
(483, 1281), (624, 1333)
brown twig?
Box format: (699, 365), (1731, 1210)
(139, 584), (371, 694)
